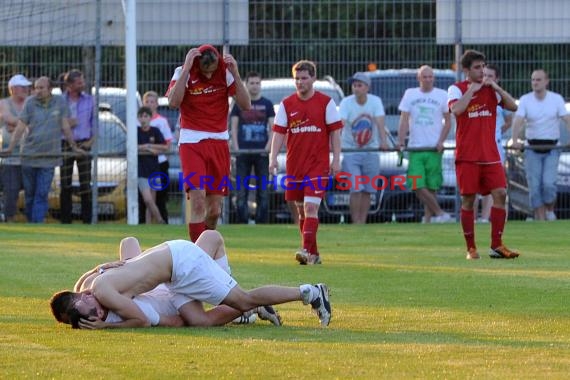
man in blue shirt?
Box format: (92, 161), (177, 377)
(60, 70), (95, 224)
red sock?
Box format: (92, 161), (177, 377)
(490, 207), (506, 248)
(460, 208), (476, 250)
(189, 222), (206, 242)
(302, 217), (319, 255)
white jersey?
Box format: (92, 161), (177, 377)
(399, 87), (449, 148)
(104, 284), (189, 326)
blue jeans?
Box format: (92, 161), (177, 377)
(21, 166), (54, 223)
(0, 164), (22, 219)
(235, 154), (269, 223)
(524, 148), (560, 209)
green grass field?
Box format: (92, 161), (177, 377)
(1, 221), (569, 379)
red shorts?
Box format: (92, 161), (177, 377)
(285, 178), (329, 202)
(455, 161), (506, 196)
(179, 140), (230, 196)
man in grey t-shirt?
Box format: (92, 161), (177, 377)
(2, 76), (84, 223)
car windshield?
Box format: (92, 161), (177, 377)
(369, 73), (457, 115)
(261, 81), (344, 106)
(96, 114), (126, 155)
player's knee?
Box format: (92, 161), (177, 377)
(200, 229), (222, 243)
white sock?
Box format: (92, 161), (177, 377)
(299, 284), (318, 305)
(215, 255), (231, 275)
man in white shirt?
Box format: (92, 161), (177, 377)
(511, 69), (570, 221)
(398, 65), (452, 223)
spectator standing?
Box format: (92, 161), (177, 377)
(511, 69), (570, 221)
(60, 70), (95, 224)
(137, 107), (168, 224)
(3, 77), (84, 223)
(269, 60), (343, 265)
(141, 91), (173, 224)
(398, 65), (452, 223)
(0, 74), (32, 222)
(230, 71), (275, 224)
(475, 64), (512, 223)
(167, 45), (250, 241)
(447, 50), (519, 260)
(339, 72), (387, 224)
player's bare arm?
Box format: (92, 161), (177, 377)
(79, 312), (184, 330)
(486, 79), (517, 112)
(264, 117), (274, 152)
(225, 54), (251, 111)
(73, 260), (125, 292)
(168, 48), (200, 108)
(269, 132), (286, 175)
(450, 82), (482, 116)
(91, 280), (151, 327)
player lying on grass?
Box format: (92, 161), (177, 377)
(62, 231), (280, 329)
(50, 231), (331, 328)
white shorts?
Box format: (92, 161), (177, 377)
(166, 240), (237, 308)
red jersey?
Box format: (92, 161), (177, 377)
(166, 45), (236, 133)
(273, 91), (343, 180)
(448, 81), (501, 163)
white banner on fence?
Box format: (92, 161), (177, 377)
(436, 0), (570, 44)
(0, 0), (249, 46)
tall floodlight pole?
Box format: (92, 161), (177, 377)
(123, 0), (139, 224)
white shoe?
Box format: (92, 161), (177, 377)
(477, 217), (489, 224)
(546, 211), (557, 221)
(232, 313), (257, 324)
(433, 213), (452, 223)
(256, 306), (282, 326)
(295, 249), (310, 265)
(310, 283), (331, 327)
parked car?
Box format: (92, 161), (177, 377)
(17, 107), (128, 221)
(363, 69), (458, 136)
(505, 103), (570, 219)
(265, 131), (431, 224)
(260, 76), (345, 112)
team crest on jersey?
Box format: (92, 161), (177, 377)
(351, 114), (373, 147)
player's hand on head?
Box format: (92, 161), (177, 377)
(78, 316), (104, 330)
(224, 54), (238, 71)
(184, 48), (201, 68)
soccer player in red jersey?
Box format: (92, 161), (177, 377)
(167, 45), (250, 241)
(447, 50), (519, 260)
(269, 60), (343, 265)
